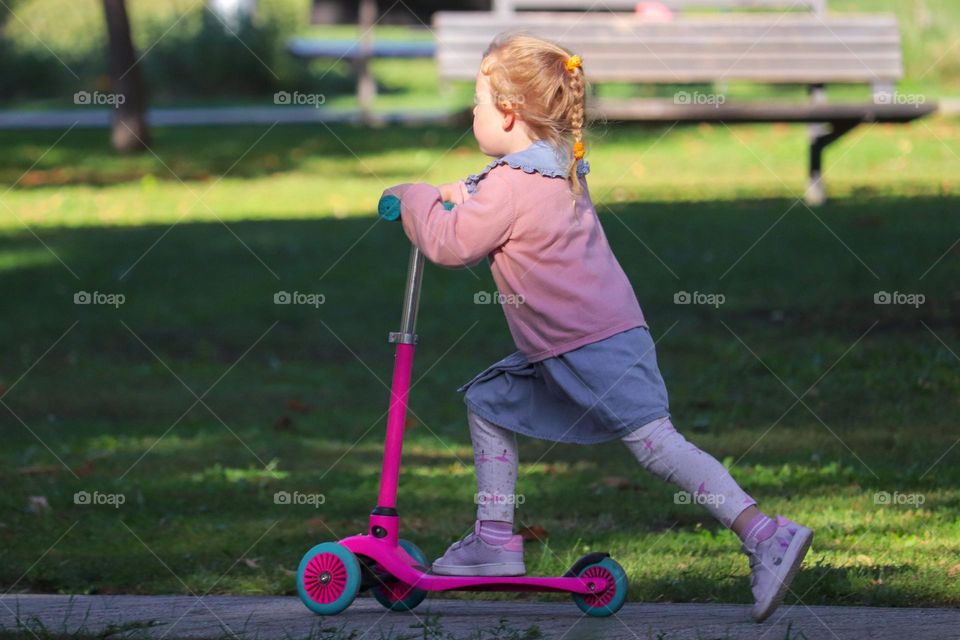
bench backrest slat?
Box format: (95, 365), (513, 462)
(495, 0), (825, 13)
(434, 13), (902, 84)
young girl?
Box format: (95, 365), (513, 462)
(382, 33), (813, 623)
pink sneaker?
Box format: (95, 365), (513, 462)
(431, 522), (526, 576)
(742, 515), (814, 623)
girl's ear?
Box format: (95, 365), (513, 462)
(502, 109), (516, 132)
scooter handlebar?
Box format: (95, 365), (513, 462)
(378, 194), (454, 221)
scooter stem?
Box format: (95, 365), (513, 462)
(376, 244), (425, 511)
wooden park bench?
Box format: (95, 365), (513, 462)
(434, 1), (937, 204)
(286, 37), (435, 116)
(287, 0), (435, 122)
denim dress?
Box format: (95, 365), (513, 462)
(456, 141), (671, 445)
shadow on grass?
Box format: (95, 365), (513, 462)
(2, 194), (958, 454)
(0, 195), (958, 603)
(0, 124), (483, 188)
(0, 122), (735, 188)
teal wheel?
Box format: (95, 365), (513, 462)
(297, 542), (361, 615)
(372, 539), (429, 612)
(571, 557), (628, 617)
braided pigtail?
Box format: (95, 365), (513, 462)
(565, 55), (586, 197)
(481, 36), (590, 201)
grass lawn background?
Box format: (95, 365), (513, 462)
(1, 115), (958, 607)
(0, 0), (959, 612)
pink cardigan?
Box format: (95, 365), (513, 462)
(383, 164), (647, 362)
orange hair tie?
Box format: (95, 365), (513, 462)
(565, 55), (582, 73)
(573, 141), (585, 159)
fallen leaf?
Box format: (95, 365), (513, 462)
(307, 517), (326, 535)
(74, 461), (95, 477)
(517, 525), (548, 542)
(600, 476), (632, 490)
(243, 557), (261, 570)
(17, 465), (60, 476)
(853, 216), (883, 228)
(286, 400), (310, 414)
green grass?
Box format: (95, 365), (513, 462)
(0, 118), (959, 610)
(1, 117), (958, 227)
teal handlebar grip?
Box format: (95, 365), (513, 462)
(378, 194), (402, 221)
(378, 195), (454, 221)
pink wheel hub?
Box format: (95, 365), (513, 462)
(302, 553), (349, 603)
(579, 566), (616, 607)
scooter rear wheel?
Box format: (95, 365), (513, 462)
(372, 539), (429, 612)
(297, 542), (361, 615)
(571, 557), (628, 617)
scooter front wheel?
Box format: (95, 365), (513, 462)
(372, 539), (429, 612)
(571, 557), (628, 617)
(297, 542), (361, 615)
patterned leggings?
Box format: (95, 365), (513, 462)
(469, 410), (756, 528)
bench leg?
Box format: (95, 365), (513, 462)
(357, 61), (376, 120)
(357, 0), (377, 126)
(807, 121), (858, 206)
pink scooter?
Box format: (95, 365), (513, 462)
(295, 195), (628, 617)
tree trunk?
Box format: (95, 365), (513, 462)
(102, 0), (150, 152)
(208, 0), (257, 30)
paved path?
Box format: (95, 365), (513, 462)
(0, 107), (454, 130)
(1, 98), (957, 131)
(2, 595), (958, 640)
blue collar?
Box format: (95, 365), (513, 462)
(464, 139), (590, 194)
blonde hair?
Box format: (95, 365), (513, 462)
(480, 33), (587, 196)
